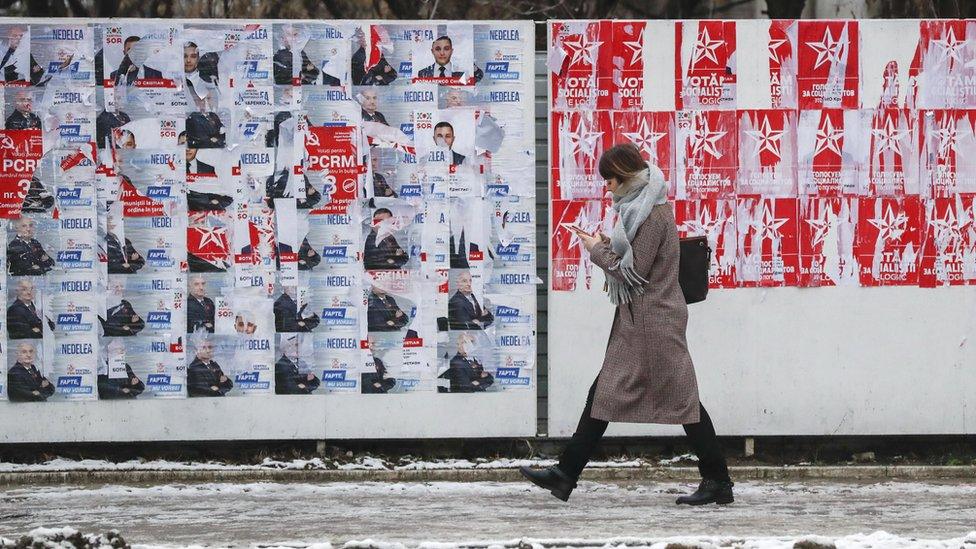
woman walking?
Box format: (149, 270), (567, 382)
(521, 143), (733, 505)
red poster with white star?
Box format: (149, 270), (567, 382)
(550, 21), (609, 111)
(675, 20), (736, 110)
(797, 109), (869, 196)
(603, 21), (646, 111)
(912, 20), (976, 109)
(797, 21), (859, 110)
(737, 109), (798, 196)
(551, 198), (613, 291)
(919, 109), (976, 198)
(767, 20), (798, 109)
(675, 199), (737, 288)
(550, 110), (612, 200)
(735, 197), (799, 287)
(798, 196), (859, 287)
(610, 111), (675, 190)
(856, 196), (922, 286)
(867, 108), (919, 196)
(919, 195), (976, 287)
(674, 110), (737, 199)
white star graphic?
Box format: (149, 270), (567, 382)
(692, 27), (723, 67)
(931, 26), (965, 66)
(622, 117), (666, 158)
(681, 206), (721, 237)
(689, 114), (727, 160)
(934, 115), (957, 158)
(565, 119), (603, 161)
(929, 207), (961, 243)
(621, 28), (644, 66)
(804, 209), (832, 247)
(191, 226), (228, 251)
(562, 34), (602, 66)
(768, 36), (789, 65)
(752, 202), (789, 240)
(868, 205), (908, 242)
(744, 115), (785, 160)
(813, 114), (844, 158)
(806, 27), (846, 70)
(872, 115), (910, 156)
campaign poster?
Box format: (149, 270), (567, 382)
(100, 23), (181, 88)
(856, 196), (922, 286)
(0, 129), (43, 219)
(550, 110), (611, 200)
(49, 333), (98, 401)
(411, 23), (479, 86)
(867, 108), (920, 196)
(919, 195), (976, 287)
(0, 25), (34, 85)
(611, 111), (675, 186)
(675, 199), (737, 289)
(674, 110), (737, 199)
(797, 196), (859, 287)
(675, 20), (736, 110)
(550, 197), (612, 292)
(737, 19), (798, 110)
(549, 20), (608, 111)
(490, 196), (535, 269)
(29, 24), (95, 87)
(274, 334), (321, 395)
(736, 109), (798, 197)
(797, 20), (859, 110)
(919, 109), (976, 198)
(735, 196), (800, 287)
(910, 20), (976, 110)
(365, 269), (424, 348)
(797, 109), (870, 197)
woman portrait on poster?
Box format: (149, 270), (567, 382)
(520, 143), (735, 506)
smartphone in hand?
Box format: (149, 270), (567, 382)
(568, 224), (591, 236)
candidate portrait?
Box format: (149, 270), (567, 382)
(7, 341), (55, 402)
(187, 338), (233, 397)
(448, 270), (494, 330)
(363, 208), (408, 271)
(7, 278), (43, 339)
(417, 35), (483, 83)
(7, 217), (54, 277)
(110, 36), (163, 85)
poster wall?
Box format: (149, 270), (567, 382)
(549, 19), (976, 292)
(0, 19), (536, 402)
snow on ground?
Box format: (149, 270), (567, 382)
(0, 456), (654, 473)
(0, 480), (973, 547)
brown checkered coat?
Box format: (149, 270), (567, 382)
(588, 203), (701, 424)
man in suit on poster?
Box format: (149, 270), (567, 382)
(448, 271), (494, 330)
(363, 208), (408, 270)
(101, 279), (145, 337)
(110, 36), (163, 85)
(359, 88), (388, 125)
(274, 336), (320, 395)
(96, 108), (131, 150)
(273, 286), (319, 333)
(439, 333), (493, 393)
(187, 338), (233, 397)
(97, 340), (145, 399)
(105, 212), (145, 274)
(5, 89), (40, 130)
(7, 217), (54, 276)
(7, 341), (55, 402)
(361, 335), (396, 393)
(433, 122), (465, 167)
(0, 26), (42, 84)
(366, 286), (409, 333)
(417, 35), (483, 83)
(187, 275), (215, 334)
(7, 278), (43, 339)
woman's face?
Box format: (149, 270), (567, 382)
(604, 177), (620, 195)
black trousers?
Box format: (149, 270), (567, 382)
(557, 378), (731, 482)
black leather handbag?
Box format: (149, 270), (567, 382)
(679, 236), (711, 304)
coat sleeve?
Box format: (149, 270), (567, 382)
(588, 212), (665, 284)
(7, 368), (43, 401)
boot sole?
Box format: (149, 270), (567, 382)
(519, 467), (572, 502)
(676, 495), (734, 506)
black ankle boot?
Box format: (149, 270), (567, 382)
(519, 465), (577, 502)
(675, 479), (734, 505)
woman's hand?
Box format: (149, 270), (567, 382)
(576, 230), (604, 252)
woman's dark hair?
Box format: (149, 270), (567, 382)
(598, 143), (648, 181)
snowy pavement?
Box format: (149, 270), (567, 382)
(0, 480), (974, 547)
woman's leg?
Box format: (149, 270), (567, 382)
(557, 377), (610, 479)
(681, 402), (731, 482)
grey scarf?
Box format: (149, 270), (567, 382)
(604, 166), (668, 306)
